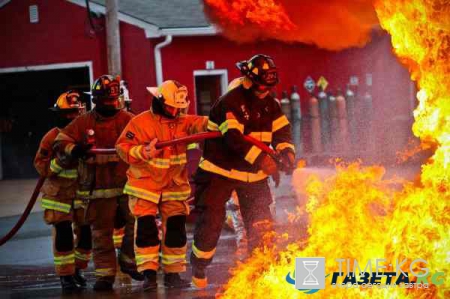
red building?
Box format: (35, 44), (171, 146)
(0, 0), (415, 179)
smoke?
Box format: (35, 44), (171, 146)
(203, 0), (379, 50)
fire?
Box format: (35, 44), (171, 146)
(203, 0), (378, 50)
(218, 1), (450, 298)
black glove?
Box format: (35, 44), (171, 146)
(71, 144), (93, 159)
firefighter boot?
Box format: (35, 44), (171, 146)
(118, 250), (144, 281)
(60, 275), (80, 292)
(73, 268), (87, 287)
(191, 266), (208, 289)
(143, 270), (157, 292)
(164, 273), (191, 289)
(93, 277), (114, 292)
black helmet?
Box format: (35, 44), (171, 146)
(91, 75), (121, 99)
(236, 54), (278, 87)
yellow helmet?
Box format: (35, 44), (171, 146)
(50, 90), (85, 112)
(147, 80), (189, 109)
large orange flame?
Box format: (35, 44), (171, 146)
(218, 1), (450, 298)
(203, 0), (379, 50)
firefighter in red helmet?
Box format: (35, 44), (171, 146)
(54, 75), (142, 291)
(34, 91), (91, 292)
(190, 54), (295, 288)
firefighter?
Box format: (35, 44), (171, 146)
(54, 75), (139, 291)
(34, 91), (91, 291)
(115, 80), (208, 291)
(190, 54), (295, 288)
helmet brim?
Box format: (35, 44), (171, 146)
(146, 87), (159, 98)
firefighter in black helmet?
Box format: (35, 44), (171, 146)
(54, 75), (143, 291)
(190, 54), (295, 288)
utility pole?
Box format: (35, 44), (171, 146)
(105, 0), (121, 76)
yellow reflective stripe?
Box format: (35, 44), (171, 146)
(219, 119), (244, 134)
(50, 159), (63, 173)
(170, 154), (187, 165)
(272, 115), (289, 132)
(124, 184), (160, 203)
(162, 189), (191, 201)
(54, 253), (75, 265)
(130, 145), (144, 160)
(276, 142), (295, 152)
(187, 143), (199, 150)
(136, 253), (159, 265)
(73, 199), (83, 209)
(207, 120), (219, 131)
(41, 198), (71, 213)
(95, 268), (115, 277)
(248, 132), (272, 142)
(76, 188), (123, 199)
(57, 169), (78, 179)
(199, 159), (267, 183)
(113, 234), (123, 244)
(74, 251), (91, 261)
(147, 158), (170, 169)
(244, 145), (262, 165)
(192, 242), (216, 259)
(161, 254), (185, 265)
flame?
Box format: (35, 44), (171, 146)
(218, 1), (450, 298)
(203, 0), (379, 50)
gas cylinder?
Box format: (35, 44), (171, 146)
(290, 85), (301, 121)
(280, 90), (291, 121)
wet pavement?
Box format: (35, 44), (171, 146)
(0, 172), (301, 299)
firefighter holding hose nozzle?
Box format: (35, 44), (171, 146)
(54, 75), (142, 291)
(190, 54), (296, 288)
(115, 80), (208, 291)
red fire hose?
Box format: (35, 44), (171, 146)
(0, 176), (45, 246)
(0, 132), (282, 246)
(90, 131), (279, 159)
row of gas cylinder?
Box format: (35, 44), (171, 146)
(276, 85), (375, 158)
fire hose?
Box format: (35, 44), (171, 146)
(0, 132), (291, 246)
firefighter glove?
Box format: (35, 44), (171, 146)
(259, 154), (278, 176)
(140, 138), (163, 160)
(71, 143), (93, 159)
(280, 150), (295, 175)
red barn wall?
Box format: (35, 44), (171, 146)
(0, 0), (155, 113)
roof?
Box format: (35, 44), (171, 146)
(90, 0), (211, 29)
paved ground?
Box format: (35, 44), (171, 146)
(0, 166), (420, 298)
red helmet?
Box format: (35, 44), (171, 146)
(236, 54), (279, 87)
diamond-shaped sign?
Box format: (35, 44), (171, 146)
(303, 76), (316, 93)
(317, 76), (329, 91)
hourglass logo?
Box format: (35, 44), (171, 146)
(295, 257), (325, 290)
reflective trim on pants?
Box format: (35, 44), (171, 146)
(192, 242), (216, 260)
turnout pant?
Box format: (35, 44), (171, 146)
(191, 170), (273, 270)
(115, 195), (139, 272)
(42, 197), (92, 276)
(84, 197), (117, 283)
(129, 196), (189, 273)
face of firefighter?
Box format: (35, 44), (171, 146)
(252, 83), (272, 98)
(94, 96), (119, 116)
(163, 104), (180, 118)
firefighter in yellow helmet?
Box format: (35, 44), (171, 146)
(34, 91), (91, 292)
(116, 80), (208, 291)
(54, 75), (141, 291)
